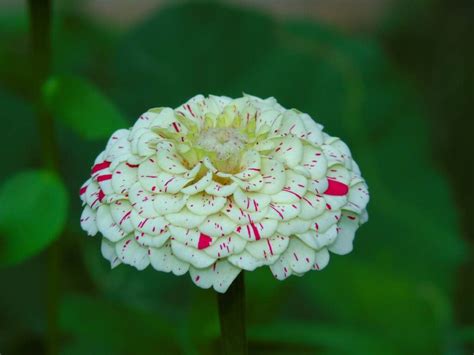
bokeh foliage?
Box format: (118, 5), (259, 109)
(0, 1), (471, 354)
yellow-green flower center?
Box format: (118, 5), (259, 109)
(196, 127), (248, 173)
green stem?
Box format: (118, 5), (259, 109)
(217, 272), (248, 355)
(28, 1), (61, 354)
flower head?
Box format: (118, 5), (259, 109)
(80, 94), (369, 292)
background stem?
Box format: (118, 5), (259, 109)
(28, 1), (61, 354)
(217, 272), (248, 355)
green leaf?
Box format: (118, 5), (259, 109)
(248, 322), (399, 355)
(42, 75), (127, 140)
(0, 170), (68, 266)
(59, 293), (180, 355)
(113, 2), (279, 114)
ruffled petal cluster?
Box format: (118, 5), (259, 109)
(80, 94), (369, 292)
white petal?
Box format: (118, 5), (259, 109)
(255, 109), (282, 135)
(137, 157), (161, 193)
(309, 178), (329, 194)
(234, 150), (261, 180)
(313, 248), (330, 270)
(130, 112), (155, 137)
(109, 200), (134, 233)
(269, 253), (292, 280)
(128, 182), (157, 218)
(156, 141), (188, 174)
(259, 157), (286, 194)
(270, 241), (316, 279)
(186, 193), (227, 216)
(79, 178), (91, 203)
(171, 240), (216, 268)
(175, 95), (207, 124)
(150, 107), (189, 134)
(154, 193), (188, 215)
(190, 260), (241, 293)
(205, 181), (238, 197)
(277, 110), (306, 137)
(298, 192), (326, 220)
(222, 199), (268, 224)
(149, 242), (189, 275)
(295, 224), (338, 250)
(105, 129), (129, 152)
(104, 135), (131, 163)
(203, 234), (246, 258)
(228, 251), (267, 271)
(271, 171), (308, 203)
(329, 211), (360, 255)
(310, 210), (341, 233)
(285, 238), (316, 274)
(80, 206), (98, 236)
(136, 131), (159, 157)
(326, 165), (351, 185)
(165, 208), (207, 229)
(129, 210), (169, 235)
(95, 170), (114, 195)
(245, 235), (289, 260)
(323, 195), (348, 211)
(266, 202), (301, 221)
(277, 218), (311, 236)
(96, 205), (128, 242)
(100, 238), (121, 268)
(198, 213), (237, 238)
(112, 162), (138, 195)
(181, 171), (213, 195)
(299, 113), (324, 146)
(235, 219), (278, 241)
(269, 137), (303, 168)
(231, 174), (264, 192)
(233, 188), (271, 212)
(134, 230), (170, 248)
(168, 226), (215, 250)
(345, 181), (369, 213)
(322, 143), (345, 167)
(329, 138), (353, 168)
(299, 145), (327, 179)
(115, 238), (150, 270)
(156, 172), (194, 194)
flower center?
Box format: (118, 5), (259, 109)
(196, 127), (247, 173)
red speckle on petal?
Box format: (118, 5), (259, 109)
(198, 233), (212, 250)
(250, 223), (261, 241)
(324, 179), (349, 196)
(97, 174), (113, 182)
(98, 189), (105, 202)
(79, 185), (88, 196)
(91, 161), (111, 174)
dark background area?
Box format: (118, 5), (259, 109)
(0, 0), (472, 354)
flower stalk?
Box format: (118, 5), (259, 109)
(217, 272), (248, 355)
(28, 1), (61, 354)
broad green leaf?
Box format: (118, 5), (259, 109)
(113, 2), (279, 114)
(42, 75), (127, 140)
(59, 293), (180, 355)
(0, 170), (68, 266)
(248, 322), (399, 355)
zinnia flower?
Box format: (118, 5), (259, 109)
(79, 94), (369, 292)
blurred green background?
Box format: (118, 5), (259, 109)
(0, 0), (472, 354)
